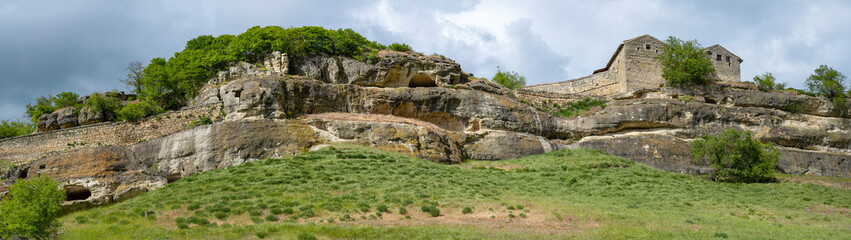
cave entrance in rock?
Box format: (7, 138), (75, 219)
(64, 185), (92, 201)
(167, 173), (182, 183)
(408, 74), (437, 88)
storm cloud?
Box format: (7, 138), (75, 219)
(1, 0), (849, 120)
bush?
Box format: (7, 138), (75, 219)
(806, 65), (847, 112)
(691, 129), (780, 183)
(398, 207), (407, 215)
(84, 92), (123, 121)
(53, 92), (81, 109)
(265, 214), (279, 222)
(376, 204), (389, 213)
(297, 232), (318, 240)
(753, 72), (786, 91)
(806, 65), (847, 99)
(491, 66), (526, 90)
(0, 176), (65, 239)
(462, 207), (473, 214)
(118, 101), (163, 122)
(388, 43), (412, 52)
(657, 36), (715, 86)
(0, 120), (34, 139)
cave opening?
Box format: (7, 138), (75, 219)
(64, 185), (92, 201)
(18, 168), (28, 179)
(408, 75), (437, 88)
(167, 173), (182, 183)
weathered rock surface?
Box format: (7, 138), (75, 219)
(37, 111), (59, 132)
(465, 130), (558, 160)
(291, 51), (465, 88)
(7, 116), (562, 210)
(572, 132), (850, 177)
(77, 106), (105, 125)
(56, 107), (78, 129)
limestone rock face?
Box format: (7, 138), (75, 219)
(77, 106), (105, 125)
(465, 130), (558, 160)
(220, 77), (287, 121)
(56, 107), (78, 129)
(37, 111), (59, 132)
(291, 52), (465, 88)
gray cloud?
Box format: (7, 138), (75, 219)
(2, 0), (850, 121)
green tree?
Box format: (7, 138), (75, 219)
(491, 66), (526, 90)
(25, 96), (56, 123)
(118, 101), (163, 122)
(0, 176), (65, 239)
(691, 129), (780, 183)
(806, 65), (847, 98)
(121, 61), (146, 94)
(84, 93), (124, 120)
(0, 119), (34, 139)
(657, 36), (716, 86)
(387, 43), (412, 52)
(806, 65), (847, 111)
(753, 72), (786, 91)
(52, 92), (80, 109)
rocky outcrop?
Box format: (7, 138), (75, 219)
(291, 51), (465, 88)
(572, 132), (850, 177)
(7, 116), (563, 210)
(77, 106), (105, 125)
(37, 111), (59, 132)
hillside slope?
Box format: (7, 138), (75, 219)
(59, 145), (851, 239)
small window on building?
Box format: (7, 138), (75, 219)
(655, 49), (659, 54)
(726, 56), (730, 62)
(637, 47), (640, 51)
(716, 54), (722, 61)
(728, 62), (731, 67)
(645, 44), (651, 50)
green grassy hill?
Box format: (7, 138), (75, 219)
(60, 145), (851, 239)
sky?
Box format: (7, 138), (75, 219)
(1, 0), (850, 121)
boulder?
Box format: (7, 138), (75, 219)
(290, 51), (465, 88)
(37, 112), (59, 132)
(464, 130), (558, 160)
(220, 76), (287, 121)
(56, 107), (78, 129)
(77, 106), (105, 126)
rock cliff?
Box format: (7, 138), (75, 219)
(2, 52), (849, 211)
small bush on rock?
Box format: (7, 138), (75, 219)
(691, 129), (779, 183)
(388, 43), (412, 52)
(491, 66), (526, 90)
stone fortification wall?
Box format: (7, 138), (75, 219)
(523, 69), (622, 96)
(0, 104), (223, 166)
(623, 36), (666, 91)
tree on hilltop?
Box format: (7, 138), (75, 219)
(657, 36), (715, 86)
(491, 66), (526, 90)
(753, 72), (786, 91)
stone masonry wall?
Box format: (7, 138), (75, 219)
(0, 103), (224, 166)
(523, 69), (622, 96)
(623, 36), (666, 91)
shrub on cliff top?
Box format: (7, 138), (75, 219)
(491, 66), (526, 90)
(657, 36), (715, 86)
(753, 72), (786, 91)
(691, 129), (779, 183)
(24, 91), (81, 123)
(0, 176), (65, 239)
(806, 65), (848, 112)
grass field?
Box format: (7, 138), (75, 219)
(58, 144), (851, 239)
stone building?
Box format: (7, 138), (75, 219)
(524, 35), (742, 96)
